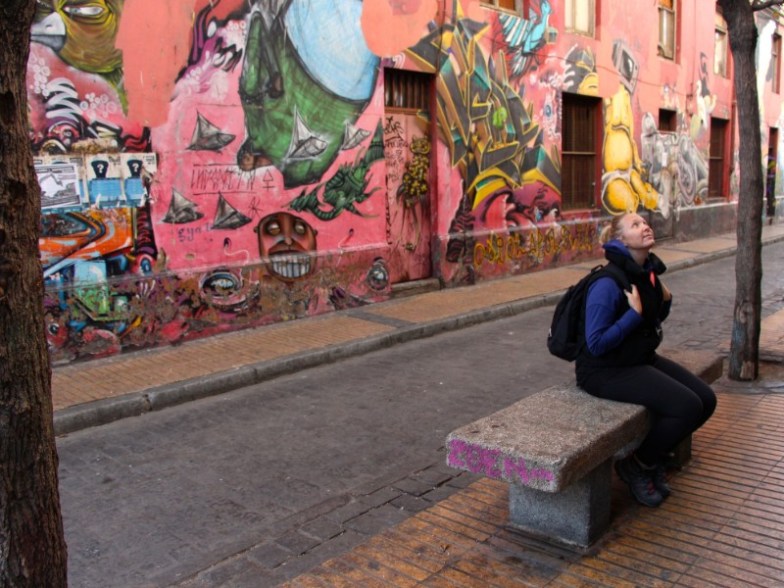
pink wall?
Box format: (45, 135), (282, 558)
(29, 0), (776, 363)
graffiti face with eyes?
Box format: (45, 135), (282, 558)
(255, 212), (318, 283)
(32, 0), (124, 75)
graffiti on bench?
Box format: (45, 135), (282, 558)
(447, 438), (554, 487)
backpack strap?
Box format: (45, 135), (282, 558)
(574, 264), (630, 357)
(594, 262), (630, 293)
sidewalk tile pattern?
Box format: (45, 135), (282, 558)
(51, 316), (392, 411)
(283, 389), (784, 587)
(663, 236), (737, 254)
(652, 249), (703, 265)
(52, 224), (784, 586)
(370, 267), (585, 324)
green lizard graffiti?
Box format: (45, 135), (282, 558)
(289, 155), (380, 221)
(289, 123), (385, 221)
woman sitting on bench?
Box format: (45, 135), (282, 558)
(577, 212), (717, 507)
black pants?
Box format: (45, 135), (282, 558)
(579, 354), (717, 465)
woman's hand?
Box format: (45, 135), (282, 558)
(625, 284), (643, 315)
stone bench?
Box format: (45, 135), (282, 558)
(445, 349), (724, 550)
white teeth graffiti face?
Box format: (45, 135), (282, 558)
(270, 254), (312, 279)
(255, 212), (318, 283)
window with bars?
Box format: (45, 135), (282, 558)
(561, 93), (600, 210)
(480, 0), (524, 15)
(708, 118), (727, 199)
(565, 0), (596, 37)
(714, 11), (728, 77)
(658, 0), (676, 60)
(384, 68), (431, 111)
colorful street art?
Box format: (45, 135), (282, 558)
(382, 111), (434, 283)
(25, 0), (758, 363)
(31, 0), (125, 105)
(404, 10), (565, 282)
(601, 85), (663, 216)
(640, 113), (709, 212)
(237, 0), (380, 187)
(497, 0), (556, 79)
(31, 0), (392, 362)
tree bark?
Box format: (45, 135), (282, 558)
(719, 0), (764, 381)
(0, 1), (69, 585)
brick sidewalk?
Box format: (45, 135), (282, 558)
(282, 378), (784, 587)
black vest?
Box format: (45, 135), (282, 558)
(576, 251), (667, 377)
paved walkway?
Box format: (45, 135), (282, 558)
(53, 225), (784, 587)
(53, 224), (784, 435)
(282, 382), (784, 587)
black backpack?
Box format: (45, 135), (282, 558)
(547, 264), (629, 361)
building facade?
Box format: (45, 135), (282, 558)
(28, 0), (784, 364)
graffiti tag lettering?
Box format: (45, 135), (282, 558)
(177, 226), (202, 243)
(473, 224), (596, 268)
(447, 438), (554, 486)
(190, 165), (257, 194)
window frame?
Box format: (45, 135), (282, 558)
(564, 0), (596, 38)
(480, 0), (525, 15)
(561, 92), (602, 211)
(708, 117), (728, 200)
(773, 33), (782, 94)
(384, 68), (432, 112)
(714, 11), (728, 78)
(658, 0), (676, 61)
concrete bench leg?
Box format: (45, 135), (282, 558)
(508, 459), (612, 550)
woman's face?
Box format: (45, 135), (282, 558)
(619, 213), (655, 251)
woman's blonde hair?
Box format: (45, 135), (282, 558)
(599, 214), (628, 244)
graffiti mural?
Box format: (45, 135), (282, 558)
(640, 113), (709, 213)
(691, 52), (717, 140)
(289, 125), (385, 220)
(497, 0), (556, 79)
(601, 85), (663, 216)
(31, 0), (125, 105)
(563, 45), (599, 95)
(382, 112), (433, 282)
(30, 0), (391, 362)
(237, 0), (381, 187)
(24, 0), (748, 363)
(405, 11), (565, 281)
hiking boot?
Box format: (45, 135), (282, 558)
(651, 464), (672, 498)
(614, 456), (664, 507)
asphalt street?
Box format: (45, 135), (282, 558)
(56, 242), (784, 587)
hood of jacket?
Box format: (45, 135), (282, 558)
(602, 239), (667, 277)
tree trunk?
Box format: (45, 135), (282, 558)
(719, 0), (764, 381)
(0, 1), (69, 585)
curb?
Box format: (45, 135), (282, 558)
(53, 234), (784, 436)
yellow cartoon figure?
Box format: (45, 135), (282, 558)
(601, 86), (660, 215)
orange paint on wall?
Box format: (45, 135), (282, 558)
(362, 0), (438, 57)
(116, 0), (197, 127)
